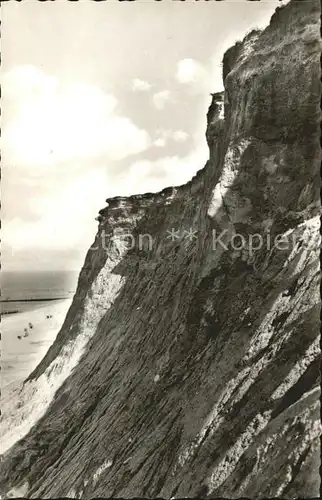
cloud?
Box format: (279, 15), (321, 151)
(175, 58), (206, 85)
(153, 129), (189, 147)
(1, 65), (152, 270)
(1, 66), (203, 271)
(123, 146), (208, 195)
(131, 78), (152, 92)
(152, 90), (172, 110)
(3, 147), (207, 255)
(2, 65), (150, 168)
(2, 166), (115, 271)
(154, 137), (166, 148)
(3, 168), (110, 253)
(172, 130), (189, 142)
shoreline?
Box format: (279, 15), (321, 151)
(1, 296), (75, 316)
(1, 298), (72, 389)
(1, 296), (73, 303)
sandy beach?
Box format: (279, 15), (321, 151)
(1, 298), (81, 455)
(1, 299), (72, 392)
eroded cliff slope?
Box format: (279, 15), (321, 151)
(0, 0), (320, 497)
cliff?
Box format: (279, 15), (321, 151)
(0, 0), (320, 497)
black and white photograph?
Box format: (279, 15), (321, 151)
(0, 0), (321, 498)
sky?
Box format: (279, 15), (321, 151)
(1, 0), (287, 272)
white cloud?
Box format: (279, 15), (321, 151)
(175, 58), (206, 84)
(3, 168), (110, 254)
(2, 65), (150, 167)
(172, 130), (189, 142)
(154, 137), (166, 148)
(131, 78), (152, 92)
(2, 140), (207, 270)
(123, 146), (208, 195)
(152, 90), (172, 110)
(153, 129), (189, 147)
(1, 66), (201, 270)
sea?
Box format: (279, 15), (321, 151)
(1, 271), (78, 315)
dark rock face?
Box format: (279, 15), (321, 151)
(0, 0), (320, 497)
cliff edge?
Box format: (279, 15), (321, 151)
(0, 0), (320, 497)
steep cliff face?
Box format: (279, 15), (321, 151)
(1, 0), (320, 497)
